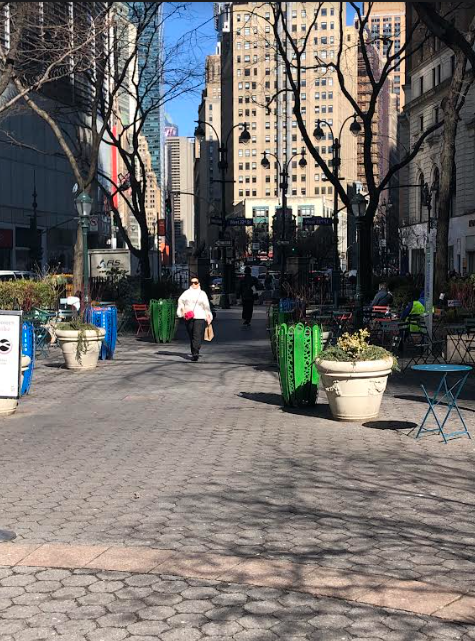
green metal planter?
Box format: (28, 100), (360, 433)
(268, 304), (295, 360)
(149, 299), (177, 343)
(277, 322), (322, 408)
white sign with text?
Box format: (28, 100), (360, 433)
(0, 311), (22, 399)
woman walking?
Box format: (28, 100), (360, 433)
(177, 276), (213, 361)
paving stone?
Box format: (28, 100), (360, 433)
(126, 621), (170, 636)
(165, 613), (208, 628)
(86, 629), (128, 641)
(137, 605), (176, 620)
(160, 629), (202, 641)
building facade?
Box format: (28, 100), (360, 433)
(363, 2), (406, 109)
(0, 2), (111, 271)
(213, 1), (358, 268)
(165, 137), (195, 264)
(195, 54), (222, 255)
(400, 4), (475, 277)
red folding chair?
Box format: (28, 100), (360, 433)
(133, 304), (150, 336)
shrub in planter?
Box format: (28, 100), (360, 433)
(0, 277), (59, 312)
(55, 320), (105, 370)
(316, 329), (397, 421)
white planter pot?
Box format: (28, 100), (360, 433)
(56, 328), (105, 370)
(316, 357), (393, 421)
(0, 355), (31, 417)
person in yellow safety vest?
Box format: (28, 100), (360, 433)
(401, 291), (425, 332)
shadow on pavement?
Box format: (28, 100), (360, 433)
(156, 350), (190, 360)
(362, 420), (418, 431)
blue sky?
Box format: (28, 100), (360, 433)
(165, 2), (360, 137)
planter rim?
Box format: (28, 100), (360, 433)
(56, 328), (105, 339)
(316, 356), (393, 375)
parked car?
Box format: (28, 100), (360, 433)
(0, 271), (37, 282)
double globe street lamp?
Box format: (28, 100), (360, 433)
(74, 191), (93, 308)
(194, 120), (251, 308)
(313, 114), (361, 305)
(261, 148), (307, 292)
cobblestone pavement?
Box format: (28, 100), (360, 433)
(0, 566), (474, 641)
(0, 308), (474, 638)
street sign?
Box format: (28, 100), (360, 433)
(210, 216), (222, 225)
(302, 216), (333, 226)
(0, 311), (22, 399)
(227, 217), (253, 227)
(215, 239), (232, 247)
(276, 240), (290, 246)
(252, 242), (260, 251)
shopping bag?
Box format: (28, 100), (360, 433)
(204, 324), (214, 341)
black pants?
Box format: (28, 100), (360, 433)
(185, 319), (206, 355)
(242, 299), (254, 324)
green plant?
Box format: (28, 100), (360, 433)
(57, 319), (101, 363)
(317, 329), (398, 370)
(0, 277), (60, 311)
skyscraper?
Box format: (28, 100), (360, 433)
(195, 54), (222, 252)
(363, 2), (406, 109)
(215, 2), (358, 267)
(138, 3), (165, 185)
(165, 137), (195, 264)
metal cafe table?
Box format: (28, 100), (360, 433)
(411, 364), (472, 444)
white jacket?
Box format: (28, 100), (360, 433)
(177, 287), (212, 322)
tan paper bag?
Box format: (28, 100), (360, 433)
(204, 324), (214, 341)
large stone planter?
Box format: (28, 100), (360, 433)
(0, 355), (31, 417)
(316, 357), (393, 421)
(56, 328), (106, 370)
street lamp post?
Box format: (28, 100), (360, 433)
(421, 181), (435, 337)
(75, 191), (93, 308)
(261, 148), (307, 294)
(313, 114), (361, 306)
(195, 120), (251, 309)
(351, 193), (367, 329)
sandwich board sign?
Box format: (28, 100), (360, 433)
(0, 311), (22, 399)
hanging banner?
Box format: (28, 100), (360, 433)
(0, 311), (22, 399)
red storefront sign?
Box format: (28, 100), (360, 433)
(0, 229), (13, 249)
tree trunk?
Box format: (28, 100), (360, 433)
(360, 217), (374, 302)
(435, 51), (467, 294)
(139, 232), (151, 301)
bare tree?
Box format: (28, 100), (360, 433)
(413, 2), (475, 293)
(13, 2), (200, 294)
(96, 3), (202, 288)
(0, 3), (108, 119)
(261, 2), (445, 298)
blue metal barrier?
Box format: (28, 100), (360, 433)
(86, 306), (118, 360)
(21, 321), (35, 396)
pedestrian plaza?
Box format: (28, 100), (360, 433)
(0, 309), (474, 640)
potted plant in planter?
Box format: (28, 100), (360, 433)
(316, 329), (397, 421)
(55, 319), (105, 370)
